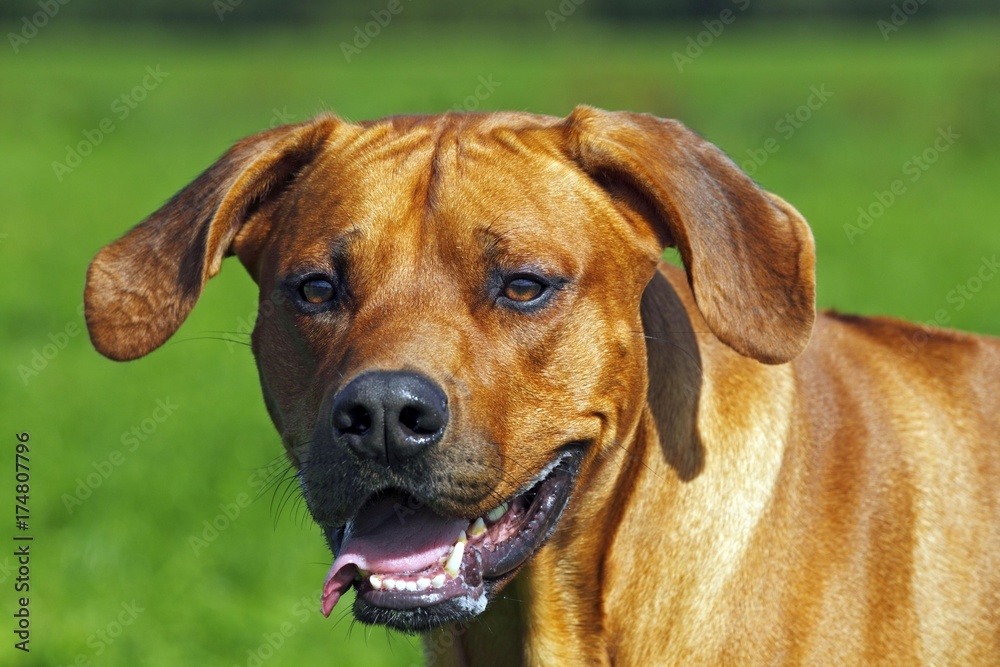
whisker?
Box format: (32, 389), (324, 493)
(169, 335), (251, 347)
(629, 329), (704, 371)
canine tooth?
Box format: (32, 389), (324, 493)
(431, 574), (446, 588)
(370, 574), (383, 590)
(457, 530), (468, 545)
(486, 502), (509, 522)
(405, 581), (418, 592)
(444, 540), (465, 578)
(417, 577), (431, 590)
(469, 517), (487, 538)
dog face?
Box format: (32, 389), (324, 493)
(85, 108), (815, 632)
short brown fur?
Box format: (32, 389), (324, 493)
(86, 108), (1000, 666)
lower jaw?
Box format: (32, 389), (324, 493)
(352, 568), (524, 633)
(352, 580), (488, 633)
(348, 448), (582, 631)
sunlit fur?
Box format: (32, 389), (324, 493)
(86, 109), (1000, 666)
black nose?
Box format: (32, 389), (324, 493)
(330, 371), (448, 465)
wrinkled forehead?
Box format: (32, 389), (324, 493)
(268, 114), (638, 275)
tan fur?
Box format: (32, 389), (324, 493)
(86, 108), (1000, 666)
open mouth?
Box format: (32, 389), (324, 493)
(320, 448), (583, 631)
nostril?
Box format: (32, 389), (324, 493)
(331, 371), (448, 463)
(335, 404), (372, 436)
(399, 405), (441, 437)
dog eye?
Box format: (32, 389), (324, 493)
(503, 277), (546, 303)
(300, 278), (336, 304)
(495, 271), (567, 312)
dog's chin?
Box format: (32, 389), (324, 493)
(320, 447), (584, 633)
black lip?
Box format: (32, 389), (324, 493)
(353, 592), (489, 633)
(351, 447), (584, 632)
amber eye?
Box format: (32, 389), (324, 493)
(502, 277), (546, 303)
(300, 278), (335, 304)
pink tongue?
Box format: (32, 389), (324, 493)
(321, 496), (468, 616)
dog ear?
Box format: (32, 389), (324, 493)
(563, 106), (816, 364)
(85, 115), (340, 362)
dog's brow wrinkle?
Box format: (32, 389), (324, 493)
(475, 225), (506, 264)
(422, 117), (458, 219)
(329, 228), (362, 266)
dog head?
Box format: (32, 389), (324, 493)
(85, 107), (815, 632)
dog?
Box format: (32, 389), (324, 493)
(85, 107), (1000, 665)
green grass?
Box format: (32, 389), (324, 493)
(1, 18), (998, 666)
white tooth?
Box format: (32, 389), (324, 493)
(431, 574), (446, 588)
(486, 502), (509, 522)
(469, 517), (487, 538)
(417, 578), (431, 590)
(383, 578), (395, 590)
(457, 530), (468, 545)
(395, 580), (409, 592)
(369, 575), (382, 590)
(405, 581), (418, 592)
(444, 540), (465, 578)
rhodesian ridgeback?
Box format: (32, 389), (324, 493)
(85, 107), (1000, 666)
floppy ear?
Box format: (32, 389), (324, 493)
(85, 115), (340, 362)
(563, 105), (816, 364)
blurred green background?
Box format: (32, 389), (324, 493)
(2, 1), (999, 665)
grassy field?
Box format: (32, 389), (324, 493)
(1, 17), (998, 666)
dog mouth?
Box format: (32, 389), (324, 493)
(319, 448), (583, 631)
